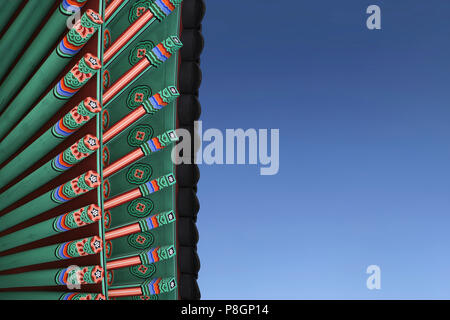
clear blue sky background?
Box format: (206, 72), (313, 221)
(196, 0), (450, 299)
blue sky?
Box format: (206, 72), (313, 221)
(196, 0), (450, 299)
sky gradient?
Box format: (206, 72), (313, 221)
(196, 0), (450, 299)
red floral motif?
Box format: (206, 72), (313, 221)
(76, 238), (89, 256)
(104, 210), (111, 229)
(136, 203), (146, 212)
(102, 110), (110, 130)
(71, 176), (88, 195)
(136, 131), (146, 141)
(72, 208), (88, 227)
(70, 105), (90, 124)
(105, 240), (112, 258)
(103, 70), (110, 89)
(70, 142), (89, 160)
(70, 62), (92, 83)
(104, 30), (111, 47)
(135, 93), (144, 102)
(138, 265), (148, 274)
(87, 205), (101, 222)
(76, 265), (103, 285)
(73, 20), (95, 39)
(137, 48), (146, 58)
(134, 169), (144, 179)
(103, 180), (110, 198)
(136, 235), (147, 244)
(93, 269), (103, 283)
(136, 6), (146, 17)
(107, 271), (113, 285)
(102, 146), (109, 165)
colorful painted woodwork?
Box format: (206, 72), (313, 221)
(0, 0), (202, 300)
